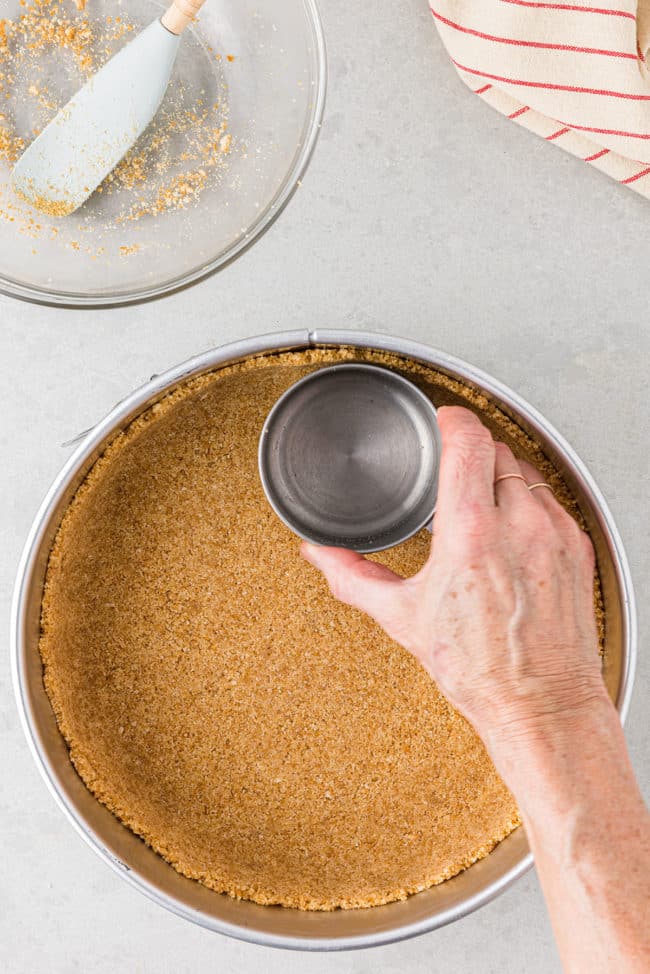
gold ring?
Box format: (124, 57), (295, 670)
(494, 473), (527, 485)
(528, 482), (554, 493)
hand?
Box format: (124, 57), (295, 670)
(302, 405), (650, 974)
(301, 406), (606, 755)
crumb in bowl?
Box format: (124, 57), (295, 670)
(15, 187), (75, 216)
(0, 0), (233, 254)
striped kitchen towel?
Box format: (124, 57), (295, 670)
(430, 0), (650, 195)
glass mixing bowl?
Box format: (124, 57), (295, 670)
(0, 0), (326, 306)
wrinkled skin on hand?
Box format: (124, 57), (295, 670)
(301, 406), (602, 749)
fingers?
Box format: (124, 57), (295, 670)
(436, 407), (497, 522)
(517, 459), (595, 566)
(518, 459), (563, 515)
(493, 441), (531, 506)
(300, 543), (412, 630)
(492, 448), (561, 518)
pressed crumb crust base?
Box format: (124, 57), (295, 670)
(40, 347), (604, 910)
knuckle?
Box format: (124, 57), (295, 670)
(357, 560), (388, 583)
(559, 511), (589, 550)
(554, 508), (578, 536)
(464, 422), (494, 452)
(521, 517), (562, 564)
(523, 505), (554, 538)
(452, 437), (493, 484)
(445, 415), (493, 458)
(494, 441), (514, 462)
(568, 518), (585, 546)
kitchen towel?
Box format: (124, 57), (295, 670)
(430, 0), (650, 196)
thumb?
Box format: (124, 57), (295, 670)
(300, 542), (416, 641)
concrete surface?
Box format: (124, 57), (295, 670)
(1, 0), (648, 971)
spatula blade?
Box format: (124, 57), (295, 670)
(12, 19), (180, 216)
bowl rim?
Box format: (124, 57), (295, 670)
(0, 0), (328, 309)
(11, 328), (638, 950)
(258, 361), (442, 552)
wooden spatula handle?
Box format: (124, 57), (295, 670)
(161, 0), (206, 35)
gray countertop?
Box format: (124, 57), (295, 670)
(1, 0), (648, 971)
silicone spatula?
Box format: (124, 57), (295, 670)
(11, 0), (204, 216)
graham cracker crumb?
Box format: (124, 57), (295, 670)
(118, 242), (139, 256)
(15, 186), (74, 216)
(39, 347), (605, 910)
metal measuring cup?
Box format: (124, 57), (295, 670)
(258, 363), (441, 553)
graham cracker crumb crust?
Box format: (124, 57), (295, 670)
(39, 347), (604, 910)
